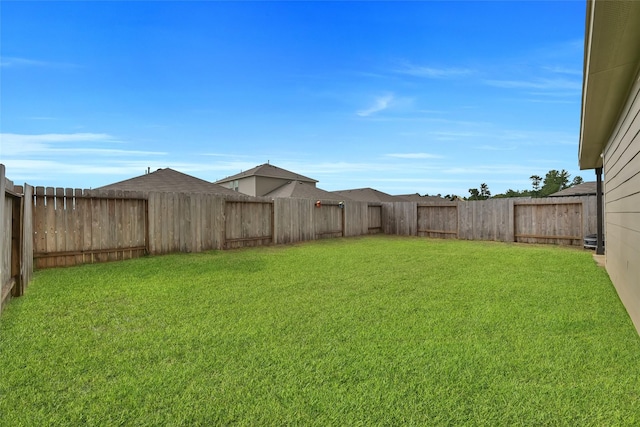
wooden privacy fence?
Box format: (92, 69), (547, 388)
(411, 196), (597, 245)
(29, 190), (373, 264)
(225, 200), (273, 249)
(514, 200), (585, 245)
(0, 165), (33, 312)
(0, 163), (601, 277)
(367, 204), (383, 234)
(418, 203), (459, 238)
(27, 190), (599, 270)
(33, 188), (147, 269)
(0, 163), (605, 315)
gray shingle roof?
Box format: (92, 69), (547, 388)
(331, 188), (408, 203)
(265, 181), (351, 200)
(398, 193), (447, 202)
(95, 168), (239, 195)
(549, 181), (598, 197)
(215, 163), (318, 184)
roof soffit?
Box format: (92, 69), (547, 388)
(580, 0), (640, 169)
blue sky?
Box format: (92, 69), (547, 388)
(1, 1), (587, 196)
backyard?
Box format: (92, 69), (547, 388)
(1, 236), (639, 425)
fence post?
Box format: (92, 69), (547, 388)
(595, 167), (604, 255)
(508, 198), (515, 242)
(0, 164), (6, 312)
(21, 184), (34, 293)
(271, 200), (276, 244)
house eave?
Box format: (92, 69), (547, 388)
(579, 0), (640, 170)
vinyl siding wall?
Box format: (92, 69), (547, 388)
(238, 176), (257, 196)
(255, 176), (289, 197)
(603, 70), (640, 331)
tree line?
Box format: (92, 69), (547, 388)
(465, 169), (584, 201)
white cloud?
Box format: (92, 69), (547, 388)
(3, 132), (115, 143)
(476, 145), (517, 151)
(442, 165), (530, 175)
(431, 131), (481, 141)
(483, 77), (580, 91)
(0, 56), (78, 69)
(356, 94), (394, 117)
(542, 66), (582, 76)
(386, 153), (443, 159)
(1, 159), (165, 187)
(395, 63), (472, 78)
(0, 133), (166, 155)
(0, 57), (50, 67)
(294, 161), (390, 175)
(1, 133), (120, 156)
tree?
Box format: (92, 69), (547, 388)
(468, 184), (490, 200)
(570, 176), (584, 187)
(480, 183), (491, 199)
(540, 169), (571, 196)
(504, 188), (529, 198)
(468, 188), (481, 200)
(530, 175), (542, 196)
(492, 169), (580, 199)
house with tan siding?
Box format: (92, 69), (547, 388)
(579, 0), (640, 333)
(215, 163), (318, 197)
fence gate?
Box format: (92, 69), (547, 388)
(224, 200), (274, 249)
(32, 188), (148, 268)
(313, 201), (345, 239)
(514, 201), (583, 245)
(417, 204), (459, 239)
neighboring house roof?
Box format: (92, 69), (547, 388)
(398, 193), (447, 202)
(549, 181), (599, 197)
(265, 180), (351, 200)
(579, 0), (640, 169)
(331, 188), (408, 203)
(215, 163), (318, 184)
(95, 168), (239, 195)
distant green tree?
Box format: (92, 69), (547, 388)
(503, 189), (531, 198)
(540, 169), (571, 196)
(530, 174), (542, 197)
(570, 176), (584, 187)
(480, 183), (491, 199)
(469, 169), (580, 200)
(530, 175), (542, 191)
(468, 184), (491, 200)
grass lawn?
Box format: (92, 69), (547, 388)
(1, 236), (639, 425)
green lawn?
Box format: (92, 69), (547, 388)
(1, 236), (639, 425)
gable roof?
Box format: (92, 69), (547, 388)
(95, 168), (239, 195)
(549, 181), (599, 197)
(331, 187), (408, 203)
(215, 163), (318, 184)
(265, 180), (351, 200)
